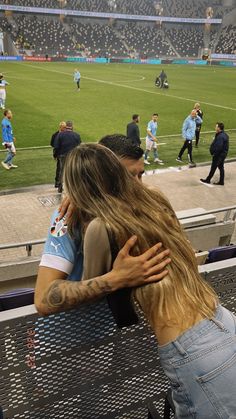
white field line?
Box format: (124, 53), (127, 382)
(0, 142), (167, 152)
(21, 63), (236, 112)
(141, 128), (236, 140)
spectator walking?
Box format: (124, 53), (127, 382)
(200, 122), (229, 186)
(194, 102), (203, 147)
(53, 120), (81, 193)
(126, 114), (141, 146)
(176, 110), (202, 167)
(50, 121), (66, 188)
(1, 109), (17, 170)
(0, 73), (9, 109)
(74, 69), (81, 91)
(144, 113), (164, 165)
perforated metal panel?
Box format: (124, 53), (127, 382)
(0, 300), (169, 418)
(204, 265), (236, 314)
(1, 265), (236, 419)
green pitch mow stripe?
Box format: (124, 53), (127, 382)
(21, 63), (236, 112)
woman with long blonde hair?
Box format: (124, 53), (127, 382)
(64, 143), (236, 418)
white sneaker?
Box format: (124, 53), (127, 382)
(154, 158), (164, 164)
(1, 161), (10, 170)
(144, 159), (150, 165)
(9, 164), (18, 168)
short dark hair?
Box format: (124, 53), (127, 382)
(132, 114), (139, 121)
(216, 122), (224, 131)
(66, 120), (73, 128)
(153, 113), (158, 117)
(99, 134), (143, 160)
(4, 109), (10, 116)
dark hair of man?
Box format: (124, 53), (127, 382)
(99, 134), (143, 160)
(153, 113), (158, 117)
(132, 114), (139, 121)
(66, 120), (73, 129)
(217, 122), (224, 131)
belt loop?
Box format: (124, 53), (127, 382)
(173, 340), (188, 357)
(211, 317), (227, 332)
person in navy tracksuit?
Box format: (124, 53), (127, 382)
(200, 122), (229, 186)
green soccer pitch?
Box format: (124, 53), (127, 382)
(0, 61), (235, 190)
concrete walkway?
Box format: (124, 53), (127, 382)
(0, 161), (236, 263)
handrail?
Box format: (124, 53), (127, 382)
(0, 239), (45, 256)
(0, 206), (236, 256)
(178, 206), (236, 220)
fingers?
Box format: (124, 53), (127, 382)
(140, 242), (165, 262)
(118, 235), (137, 257)
(144, 269), (169, 284)
(58, 196), (70, 220)
(145, 257), (171, 278)
(65, 203), (75, 223)
(145, 249), (170, 269)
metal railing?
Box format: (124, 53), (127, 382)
(0, 206), (236, 257)
(0, 239), (45, 257)
(178, 205), (236, 221)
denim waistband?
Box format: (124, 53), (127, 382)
(158, 305), (235, 360)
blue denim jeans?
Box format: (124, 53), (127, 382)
(158, 305), (236, 418)
(4, 150), (14, 165)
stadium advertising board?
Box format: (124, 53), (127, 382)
(172, 59), (207, 65)
(219, 61), (236, 66)
(23, 56), (51, 62)
(0, 56), (22, 61)
(211, 53), (236, 60)
(66, 57), (108, 63)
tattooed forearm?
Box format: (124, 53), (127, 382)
(41, 277), (113, 313)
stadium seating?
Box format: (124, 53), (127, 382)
(162, 0), (233, 19)
(13, 15), (76, 56)
(1, 4), (236, 58)
(215, 24), (236, 54)
(164, 26), (204, 57)
(117, 23), (175, 58)
(205, 244), (236, 264)
(3, 0), (234, 18)
(1, 258), (236, 418)
(177, 207), (236, 252)
(69, 21), (125, 57)
(0, 288), (34, 311)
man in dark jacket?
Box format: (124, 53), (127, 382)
(200, 122), (229, 186)
(50, 121), (66, 188)
(54, 120), (81, 193)
(158, 69), (167, 88)
(126, 114), (141, 146)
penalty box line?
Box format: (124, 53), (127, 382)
(21, 63), (236, 112)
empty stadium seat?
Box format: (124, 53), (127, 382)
(0, 288), (34, 311)
(206, 245), (236, 264)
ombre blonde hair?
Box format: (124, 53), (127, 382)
(64, 144), (217, 325)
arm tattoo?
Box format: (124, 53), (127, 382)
(42, 278), (113, 312)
